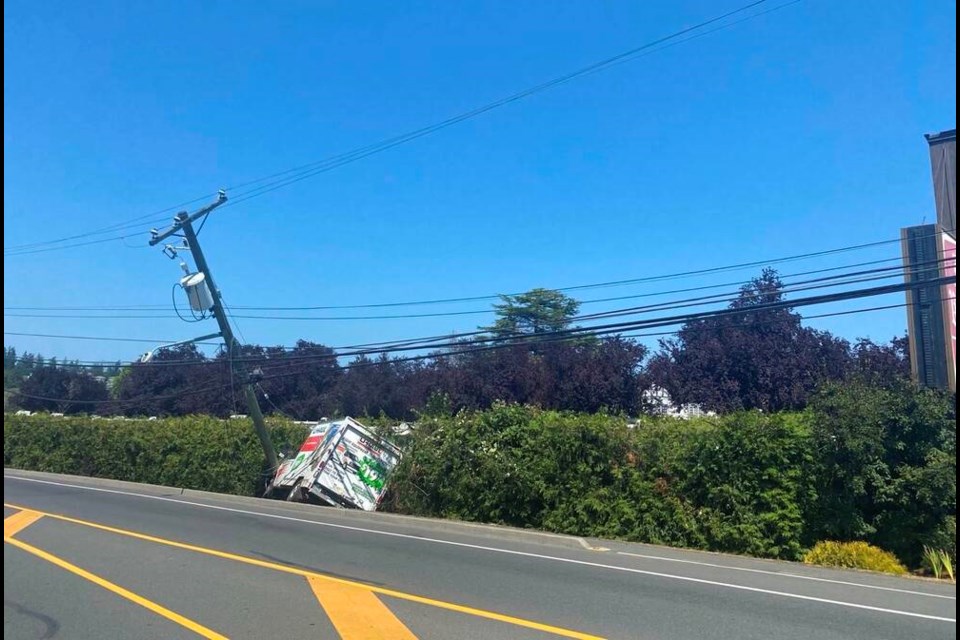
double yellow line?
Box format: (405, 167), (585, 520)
(4, 503), (604, 640)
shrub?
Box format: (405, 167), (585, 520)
(676, 411), (815, 560)
(384, 404), (815, 559)
(4, 413), (309, 496)
(803, 541), (907, 575)
(807, 379), (956, 568)
(7, 383), (953, 572)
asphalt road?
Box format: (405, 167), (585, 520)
(4, 470), (956, 640)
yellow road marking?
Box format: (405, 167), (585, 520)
(307, 575), (418, 640)
(5, 502), (604, 640)
(5, 536), (228, 640)
(4, 509), (43, 538)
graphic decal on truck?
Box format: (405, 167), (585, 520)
(271, 417), (402, 511)
(358, 457), (387, 490)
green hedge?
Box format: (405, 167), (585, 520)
(385, 385), (955, 567)
(383, 404), (816, 560)
(6, 386), (954, 568)
(3, 414), (308, 496)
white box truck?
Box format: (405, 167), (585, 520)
(265, 417), (402, 511)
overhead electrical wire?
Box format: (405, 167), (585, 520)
(12, 379), (245, 408)
(210, 2), (801, 211)
(6, 259), (949, 364)
(250, 277), (953, 385)
(4, 260), (933, 348)
(0, 249), (905, 313)
(11, 291), (950, 408)
(4, 0), (799, 257)
(8, 268), (950, 373)
(3, 255), (946, 324)
(4, 231), (936, 315)
(274, 276), (953, 367)
(3, 332), (224, 345)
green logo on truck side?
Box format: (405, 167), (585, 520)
(358, 456), (387, 490)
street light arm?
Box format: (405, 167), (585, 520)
(139, 332), (223, 363)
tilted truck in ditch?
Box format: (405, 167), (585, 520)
(264, 417), (402, 511)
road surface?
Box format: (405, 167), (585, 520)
(4, 469), (956, 639)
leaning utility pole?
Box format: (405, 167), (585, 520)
(150, 191), (279, 472)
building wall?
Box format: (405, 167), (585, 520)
(901, 224), (953, 391)
(926, 129), (956, 238)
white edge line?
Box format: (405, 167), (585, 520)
(615, 551), (956, 600)
(5, 474), (956, 624)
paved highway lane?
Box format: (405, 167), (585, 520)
(4, 470), (956, 639)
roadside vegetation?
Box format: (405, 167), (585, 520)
(4, 270), (916, 421)
(5, 271), (954, 574)
(6, 376), (954, 574)
(803, 541), (908, 575)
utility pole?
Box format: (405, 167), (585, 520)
(150, 191), (279, 472)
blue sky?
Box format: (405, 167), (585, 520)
(4, 0), (957, 363)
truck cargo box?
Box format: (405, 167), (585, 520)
(267, 417), (402, 511)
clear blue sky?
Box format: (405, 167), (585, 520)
(4, 0), (957, 363)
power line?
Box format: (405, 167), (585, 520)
(6, 242), (948, 374)
(4, 254), (945, 325)
(0, 249), (903, 312)
(4, 296), (930, 374)
(8, 293), (929, 408)
(263, 297), (931, 382)
(12, 379), (239, 408)
(9, 273), (948, 374)
(211, 1), (799, 211)
(572, 260), (944, 322)
(0, 271), (905, 322)
(2, 260), (922, 350)
(2, 196), (220, 255)
(2, 251), (901, 314)
(256, 383), (297, 421)
(7, 260), (948, 368)
(4, 0), (797, 257)
(246, 274), (952, 380)
(167, 278), (949, 390)
(4, 230), (929, 314)
(2, 332), (224, 345)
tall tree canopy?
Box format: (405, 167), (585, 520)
(647, 269), (851, 412)
(485, 288), (580, 337)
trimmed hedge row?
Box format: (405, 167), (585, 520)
(3, 414), (308, 496)
(5, 385), (955, 568)
(382, 383), (955, 568)
(383, 405), (815, 560)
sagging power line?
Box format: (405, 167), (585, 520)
(9, 293), (952, 409)
(0, 257), (929, 321)
(5, 230), (937, 314)
(8, 271), (952, 375)
(4, 0), (798, 257)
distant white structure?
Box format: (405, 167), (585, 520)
(391, 422), (413, 436)
(643, 385), (716, 420)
